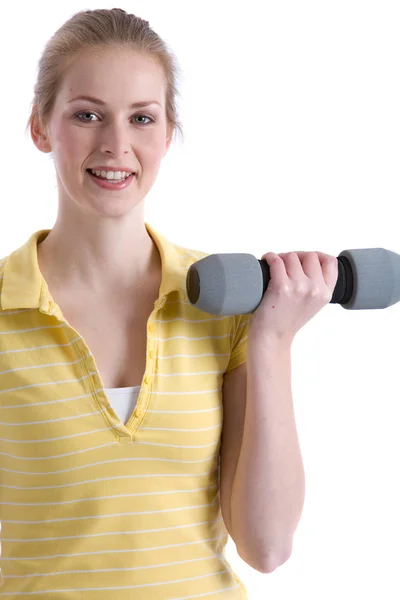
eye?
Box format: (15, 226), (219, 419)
(74, 111), (154, 125)
(134, 114), (154, 125)
(75, 111), (97, 122)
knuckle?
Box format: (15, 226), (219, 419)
(309, 287), (321, 298)
(279, 283), (291, 295)
(294, 284), (307, 295)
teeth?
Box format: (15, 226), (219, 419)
(90, 169), (132, 180)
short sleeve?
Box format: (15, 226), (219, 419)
(225, 313), (251, 373)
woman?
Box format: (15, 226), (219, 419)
(0, 8), (338, 599)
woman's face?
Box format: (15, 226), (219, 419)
(34, 48), (173, 218)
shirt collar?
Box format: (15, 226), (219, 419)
(1, 222), (188, 312)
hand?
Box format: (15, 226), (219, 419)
(248, 251), (339, 344)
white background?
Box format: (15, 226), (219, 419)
(1, 1), (400, 598)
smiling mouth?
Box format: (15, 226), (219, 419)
(86, 169), (135, 181)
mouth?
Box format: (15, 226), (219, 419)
(86, 168), (136, 190)
(86, 168), (135, 181)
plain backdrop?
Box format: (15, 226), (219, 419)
(1, 1), (400, 598)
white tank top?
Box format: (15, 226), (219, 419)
(103, 386), (141, 425)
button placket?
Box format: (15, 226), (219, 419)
(145, 320), (154, 386)
(133, 317), (156, 421)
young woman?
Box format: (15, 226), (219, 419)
(0, 8), (337, 599)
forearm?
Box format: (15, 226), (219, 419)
(230, 330), (306, 572)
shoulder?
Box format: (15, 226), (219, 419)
(0, 254), (7, 302)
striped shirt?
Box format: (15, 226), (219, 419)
(0, 223), (251, 599)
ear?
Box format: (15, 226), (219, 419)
(30, 111), (52, 154)
(163, 124), (174, 156)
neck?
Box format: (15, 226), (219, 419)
(37, 217), (160, 295)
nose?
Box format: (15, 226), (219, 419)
(98, 119), (133, 157)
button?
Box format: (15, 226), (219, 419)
(134, 408), (143, 418)
(148, 323), (155, 333)
(149, 350), (154, 359)
(144, 375), (150, 385)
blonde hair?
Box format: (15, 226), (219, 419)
(25, 8), (184, 143)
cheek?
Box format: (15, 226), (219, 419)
(146, 147), (164, 166)
(53, 125), (87, 157)
(51, 129), (88, 180)
(141, 135), (169, 166)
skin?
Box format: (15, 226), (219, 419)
(31, 47), (174, 295)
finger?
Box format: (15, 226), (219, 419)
(278, 252), (307, 281)
(261, 252), (289, 285)
(294, 251), (325, 280)
(319, 254), (339, 290)
(297, 251), (338, 290)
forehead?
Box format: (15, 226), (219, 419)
(58, 49), (166, 105)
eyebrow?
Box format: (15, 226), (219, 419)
(67, 95), (162, 108)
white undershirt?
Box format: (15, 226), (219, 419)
(104, 386), (141, 425)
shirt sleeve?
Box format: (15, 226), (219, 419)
(225, 312), (251, 373)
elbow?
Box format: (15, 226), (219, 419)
(261, 544), (293, 573)
(242, 544), (292, 574)
(260, 547), (292, 573)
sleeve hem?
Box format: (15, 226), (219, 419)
(225, 346), (247, 373)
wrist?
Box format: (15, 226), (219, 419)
(248, 318), (294, 351)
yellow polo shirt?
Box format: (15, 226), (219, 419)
(0, 223), (250, 599)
